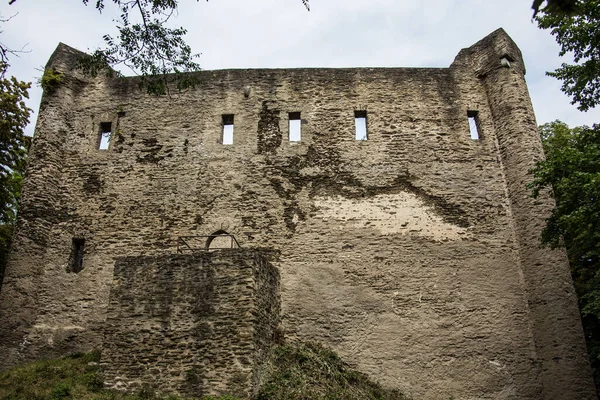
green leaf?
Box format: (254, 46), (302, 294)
(536, 0), (600, 110)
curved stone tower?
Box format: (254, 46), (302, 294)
(452, 28), (595, 399)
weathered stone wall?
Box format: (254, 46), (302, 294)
(0, 28), (595, 399)
(101, 250), (280, 398)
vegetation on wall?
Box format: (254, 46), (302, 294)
(39, 68), (64, 94)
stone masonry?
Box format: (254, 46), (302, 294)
(0, 28), (596, 399)
(101, 250), (280, 398)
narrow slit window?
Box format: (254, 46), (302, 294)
(355, 110), (367, 141)
(289, 112), (301, 142)
(98, 122), (112, 150)
(222, 114), (234, 145)
(69, 238), (85, 273)
(467, 110), (480, 140)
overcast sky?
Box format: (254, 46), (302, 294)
(2, 0), (600, 136)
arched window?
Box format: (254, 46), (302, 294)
(205, 230), (238, 250)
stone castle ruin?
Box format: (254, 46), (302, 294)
(0, 28), (596, 399)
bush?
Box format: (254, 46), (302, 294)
(50, 382), (71, 400)
(40, 68), (63, 94)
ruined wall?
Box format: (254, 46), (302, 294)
(101, 250), (280, 398)
(0, 28), (595, 399)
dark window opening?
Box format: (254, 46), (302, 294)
(467, 110), (481, 140)
(69, 238), (85, 273)
(222, 114), (234, 145)
(99, 122), (112, 150)
(205, 230), (239, 250)
(289, 112), (301, 142)
(355, 110), (367, 141)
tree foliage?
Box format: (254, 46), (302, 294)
(531, 121), (600, 261)
(532, 1), (600, 387)
(536, 0), (600, 111)
(530, 120), (600, 388)
(0, 10), (32, 288)
(532, 0), (582, 16)
(0, 63), (30, 287)
(77, 0), (202, 94)
(9, 0), (310, 95)
(0, 72), (29, 224)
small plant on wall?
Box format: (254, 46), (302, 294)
(39, 68), (63, 94)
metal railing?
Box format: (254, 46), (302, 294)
(177, 234), (241, 253)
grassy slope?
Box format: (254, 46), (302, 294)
(0, 342), (408, 400)
(0, 351), (231, 400)
(256, 342), (408, 400)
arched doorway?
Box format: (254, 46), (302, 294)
(205, 230), (238, 250)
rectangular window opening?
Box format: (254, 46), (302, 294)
(467, 110), (480, 140)
(98, 122), (112, 150)
(355, 110), (367, 141)
(289, 112), (301, 142)
(222, 114), (234, 145)
(70, 238), (85, 273)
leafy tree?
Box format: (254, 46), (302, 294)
(0, 61), (30, 287)
(530, 121), (600, 270)
(76, 0), (203, 94)
(0, 74), (29, 224)
(534, 0), (600, 390)
(536, 0), (600, 111)
(8, 0), (309, 94)
(0, 10), (32, 288)
(532, 0), (582, 16)
(530, 120), (600, 389)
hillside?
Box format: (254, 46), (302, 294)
(0, 342), (407, 400)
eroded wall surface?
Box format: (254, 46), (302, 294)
(101, 250), (280, 398)
(0, 29), (595, 399)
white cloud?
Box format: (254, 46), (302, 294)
(2, 0), (599, 136)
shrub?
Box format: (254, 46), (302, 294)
(40, 68), (63, 94)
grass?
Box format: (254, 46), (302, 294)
(256, 341), (409, 400)
(0, 351), (234, 400)
(0, 342), (408, 400)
